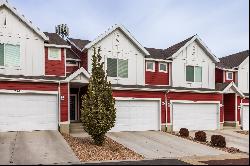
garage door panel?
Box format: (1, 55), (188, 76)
(173, 103), (219, 131)
(111, 100), (160, 132)
(0, 93), (58, 132)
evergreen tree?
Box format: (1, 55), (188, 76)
(81, 47), (116, 146)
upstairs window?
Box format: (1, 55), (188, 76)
(48, 48), (61, 60)
(0, 43), (20, 67)
(107, 58), (128, 78)
(186, 66), (202, 82)
(226, 72), (233, 80)
(146, 61), (155, 72)
(159, 63), (168, 73)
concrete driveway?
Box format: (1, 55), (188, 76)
(107, 131), (227, 159)
(0, 131), (80, 165)
(190, 130), (249, 153)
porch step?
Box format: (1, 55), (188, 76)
(70, 122), (85, 133)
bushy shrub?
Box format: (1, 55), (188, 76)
(179, 128), (189, 137)
(211, 135), (226, 148)
(194, 131), (207, 142)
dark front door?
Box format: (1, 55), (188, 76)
(70, 95), (77, 121)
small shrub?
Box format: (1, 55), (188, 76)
(179, 128), (189, 137)
(194, 131), (207, 142)
(211, 135), (226, 148)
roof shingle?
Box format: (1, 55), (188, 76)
(217, 50), (249, 69)
(145, 35), (195, 60)
(68, 38), (91, 50)
(44, 32), (69, 46)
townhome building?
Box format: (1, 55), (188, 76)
(0, 0), (248, 134)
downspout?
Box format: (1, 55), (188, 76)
(58, 81), (61, 130)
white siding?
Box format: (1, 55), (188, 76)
(172, 41), (215, 89)
(238, 57), (249, 93)
(87, 29), (145, 85)
(0, 7), (45, 76)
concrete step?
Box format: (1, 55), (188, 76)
(70, 128), (85, 133)
(70, 125), (84, 129)
(70, 123), (83, 127)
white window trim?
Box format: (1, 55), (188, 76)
(0, 43), (21, 69)
(159, 63), (168, 73)
(226, 72), (233, 80)
(146, 61), (155, 72)
(186, 65), (202, 83)
(48, 48), (61, 61)
(107, 58), (129, 78)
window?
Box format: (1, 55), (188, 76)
(107, 58), (128, 78)
(186, 66), (202, 82)
(0, 43), (20, 67)
(226, 72), (233, 80)
(146, 61), (155, 72)
(159, 63), (168, 73)
(48, 48), (61, 60)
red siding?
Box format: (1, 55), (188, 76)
(66, 65), (79, 74)
(145, 61), (169, 85)
(224, 71), (236, 83)
(81, 51), (88, 71)
(45, 47), (66, 76)
(215, 68), (224, 83)
(166, 92), (223, 123)
(60, 83), (69, 122)
(112, 90), (166, 124)
(223, 94), (236, 121)
(0, 81), (58, 91)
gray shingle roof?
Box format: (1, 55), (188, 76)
(217, 50), (249, 69)
(215, 83), (231, 91)
(44, 32), (69, 46)
(68, 38), (91, 50)
(145, 35), (195, 60)
(66, 49), (80, 60)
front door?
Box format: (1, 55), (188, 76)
(70, 95), (77, 121)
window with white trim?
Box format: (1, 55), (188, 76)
(159, 63), (168, 73)
(186, 65), (202, 82)
(48, 48), (61, 60)
(107, 58), (128, 78)
(226, 72), (233, 80)
(146, 61), (155, 72)
(0, 43), (20, 67)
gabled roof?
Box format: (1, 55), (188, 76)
(0, 0), (48, 40)
(146, 35), (220, 63)
(145, 35), (195, 60)
(65, 67), (90, 82)
(216, 50), (249, 69)
(67, 38), (91, 51)
(84, 24), (150, 56)
(216, 82), (245, 98)
(44, 32), (69, 47)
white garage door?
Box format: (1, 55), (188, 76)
(172, 103), (219, 131)
(111, 100), (160, 132)
(242, 105), (249, 131)
(0, 93), (58, 132)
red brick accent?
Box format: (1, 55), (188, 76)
(145, 61), (170, 85)
(45, 47), (66, 76)
(166, 92), (223, 123)
(112, 90), (167, 124)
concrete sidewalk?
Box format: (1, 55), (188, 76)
(0, 131), (80, 165)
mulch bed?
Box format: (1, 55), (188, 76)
(235, 131), (249, 135)
(168, 132), (243, 154)
(201, 158), (249, 165)
(62, 134), (144, 162)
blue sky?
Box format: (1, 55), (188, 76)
(9, 0), (249, 57)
